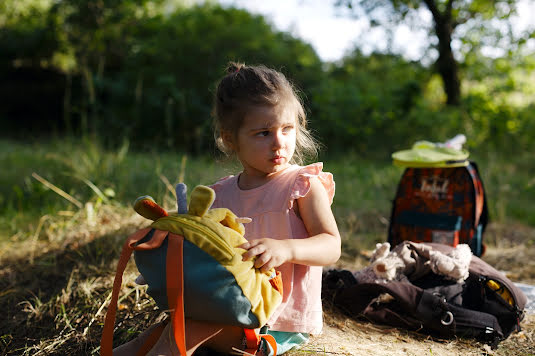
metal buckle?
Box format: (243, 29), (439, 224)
(440, 311), (454, 326)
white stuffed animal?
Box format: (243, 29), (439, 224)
(370, 242), (416, 280)
(429, 244), (472, 283)
(368, 242), (472, 283)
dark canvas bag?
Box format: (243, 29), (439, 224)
(323, 242), (526, 348)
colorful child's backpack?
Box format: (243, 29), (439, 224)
(388, 138), (489, 256)
(100, 184), (283, 356)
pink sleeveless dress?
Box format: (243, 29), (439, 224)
(210, 163), (335, 334)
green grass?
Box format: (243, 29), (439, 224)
(2, 138), (535, 247)
(0, 138), (236, 241)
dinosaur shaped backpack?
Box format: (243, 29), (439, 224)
(100, 184), (283, 355)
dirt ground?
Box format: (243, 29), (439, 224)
(286, 303), (535, 356)
(0, 218), (533, 355)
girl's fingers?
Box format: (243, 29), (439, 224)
(253, 251), (271, 269)
(241, 243), (266, 261)
(239, 242), (251, 250)
(239, 239), (261, 250)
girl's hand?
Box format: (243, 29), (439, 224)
(240, 238), (292, 273)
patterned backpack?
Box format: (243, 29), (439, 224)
(388, 139), (489, 256)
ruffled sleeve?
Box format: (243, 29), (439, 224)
(289, 162), (335, 209)
(210, 175), (234, 193)
(209, 176), (235, 210)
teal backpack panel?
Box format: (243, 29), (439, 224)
(134, 229), (260, 328)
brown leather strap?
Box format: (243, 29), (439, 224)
(467, 164), (484, 229)
(166, 233), (187, 355)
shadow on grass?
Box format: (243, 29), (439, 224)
(0, 226), (163, 355)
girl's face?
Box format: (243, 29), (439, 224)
(226, 104), (297, 184)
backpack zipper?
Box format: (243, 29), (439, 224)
(479, 275), (523, 331)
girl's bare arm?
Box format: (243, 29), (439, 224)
(241, 177), (341, 271)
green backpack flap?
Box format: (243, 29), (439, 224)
(392, 140), (469, 168)
(101, 185), (282, 356)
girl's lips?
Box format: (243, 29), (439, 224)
(271, 157), (284, 164)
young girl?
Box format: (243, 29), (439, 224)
(114, 63), (340, 356)
(208, 62), (341, 354)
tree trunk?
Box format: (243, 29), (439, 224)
(434, 19), (461, 105)
(424, 0), (461, 106)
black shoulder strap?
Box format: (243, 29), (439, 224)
(388, 168), (410, 245)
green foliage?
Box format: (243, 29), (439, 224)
(0, 0), (60, 65)
(16, 2), (322, 152)
(99, 3), (322, 152)
(336, 0), (534, 106)
(0, 0), (534, 157)
(3, 138), (535, 244)
(0, 138), (231, 240)
(310, 51), (436, 154)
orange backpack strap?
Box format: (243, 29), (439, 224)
(243, 328), (278, 355)
(260, 333), (277, 355)
(166, 233), (187, 355)
(244, 328), (261, 354)
(100, 227), (166, 356)
(467, 164), (484, 228)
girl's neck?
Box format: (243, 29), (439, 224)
(237, 166), (291, 190)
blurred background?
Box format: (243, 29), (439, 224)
(2, 0), (535, 240)
(2, 0), (534, 154)
(2, 0), (535, 244)
(1, 2), (535, 354)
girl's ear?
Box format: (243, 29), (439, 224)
(221, 130), (236, 151)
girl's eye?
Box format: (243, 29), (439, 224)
(256, 131), (270, 137)
(283, 126), (294, 133)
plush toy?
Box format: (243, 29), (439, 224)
(428, 243), (472, 283)
(365, 242), (472, 283)
(101, 184), (281, 356)
(133, 183), (251, 226)
(133, 183), (188, 221)
(132, 183), (252, 287)
(370, 242), (417, 281)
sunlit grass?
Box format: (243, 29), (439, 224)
(0, 138), (232, 241)
(2, 138), (535, 248)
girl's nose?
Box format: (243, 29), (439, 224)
(272, 131), (284, 149)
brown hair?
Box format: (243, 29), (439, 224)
(213, 62), (318, 165)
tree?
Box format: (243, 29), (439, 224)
(336, 0), (532, 106)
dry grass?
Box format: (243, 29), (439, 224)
(287, 307), (535, 356)
(0, 204), (534, 355)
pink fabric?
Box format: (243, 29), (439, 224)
(210, 163), (335, 334)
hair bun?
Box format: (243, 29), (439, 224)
(226, 62), (245, 74)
